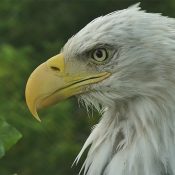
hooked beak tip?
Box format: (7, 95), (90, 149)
(32, 110), (41, 122)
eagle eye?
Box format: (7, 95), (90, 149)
(91, 48), (108, 63)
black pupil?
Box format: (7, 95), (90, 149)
(96, 50), (103, 58)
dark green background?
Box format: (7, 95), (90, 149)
(0, 0), (175, 174)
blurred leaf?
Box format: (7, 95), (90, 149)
(0, 118), (22, 158)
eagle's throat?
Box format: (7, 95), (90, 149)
(76, 97), (175, 175)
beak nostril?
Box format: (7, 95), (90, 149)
(50, 66), (60, 72)
(46, 54), (64, 73)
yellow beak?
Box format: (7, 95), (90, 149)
(25, 53), (110, 121)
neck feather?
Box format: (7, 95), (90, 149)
(75, 96), (175, 175)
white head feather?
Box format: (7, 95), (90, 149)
(63, 4), (175, 175)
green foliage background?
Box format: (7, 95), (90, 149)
(0, 0), (174, 174)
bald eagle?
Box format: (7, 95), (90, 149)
(25, 4), (175, 175)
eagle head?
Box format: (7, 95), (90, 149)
(25, 4), (175, 175)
